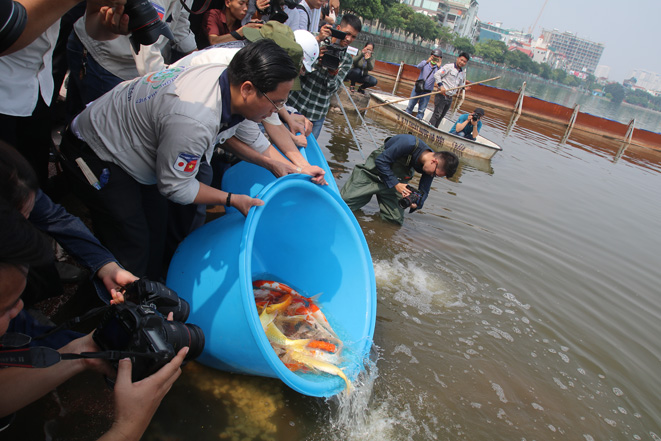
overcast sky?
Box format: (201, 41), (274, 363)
(476, 0), (660, 82)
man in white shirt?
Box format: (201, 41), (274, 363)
(58, 40), (297, 279)
(429, 51), (469, 128)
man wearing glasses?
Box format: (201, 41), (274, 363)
(340, 134), (458, 225)
(58, 40), (297, 279)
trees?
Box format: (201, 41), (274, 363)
(340, 0), (384, 21)
(474, 39), (507, 63)
(453, 36), (475, 55)
(604, 82), (625, 104)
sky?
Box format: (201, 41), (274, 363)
(476, 0), (661, 82)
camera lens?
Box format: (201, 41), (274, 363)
(124, 0), (174, 53)
(161, 321), (205, 360)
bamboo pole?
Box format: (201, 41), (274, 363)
(359, 76), (501, 111)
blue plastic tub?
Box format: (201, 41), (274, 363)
(166, 175), (376, 397)
(221, 135), (340, 202)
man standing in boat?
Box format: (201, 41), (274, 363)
(449, 107), (484, 141)
(429, 52), (470, 128)
(406, 49), (442, 120)
(340, 134), (458, 225)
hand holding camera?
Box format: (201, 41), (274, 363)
(397, 184), (425, 209)
(320, 28), (348, 71)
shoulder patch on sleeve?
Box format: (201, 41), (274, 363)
(173, 153), (200, 173)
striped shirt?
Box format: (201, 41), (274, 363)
(286, 50), (353, 121)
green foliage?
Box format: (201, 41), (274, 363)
(453, 37), (475, 55)
(474, 40), (507, 63)
(604, 82), (625, 104)
(405, 12), (438, 41)
(340, 0), (384, 21)
(381, 2), (413, 33)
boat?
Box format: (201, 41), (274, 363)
(365, 90), (503, 160)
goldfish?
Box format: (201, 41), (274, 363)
(288, 350), (353, 393)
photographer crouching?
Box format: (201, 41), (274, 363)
(340, 134), (458, 225)
(449, 107), (485, 141)
(0, 205), (200, 438)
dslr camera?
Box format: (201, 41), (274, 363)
(93, 279), (205, 382)
(471, 112), (481, 121)
(124, 0), (175, 53)
(398, 185), (425, 209)
(321, 28), (348, 70)
(262, 0), (301, 23)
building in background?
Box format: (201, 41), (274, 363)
(628, 69), (661, 93)
(540, 29), (604, 74)
(402, 0), (480, 41)
(594, 65), (610, 80)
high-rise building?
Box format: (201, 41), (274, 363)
(541, 29), (604, 74)
(629, 69), (661, 93)
(594, 65), (610, 79)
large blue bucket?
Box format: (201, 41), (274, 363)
(221, 135), (340, 202)
(166, 175), (376, 397)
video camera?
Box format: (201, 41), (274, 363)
(320, 28), (348, 70)
(262, 0), (301, 24)
(398, 185), (425, 209)
(0, 279), (204, 382)
(124, 0), (175, 53)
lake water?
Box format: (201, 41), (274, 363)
(9, 84), (661, 440)
(134, 101), (661, 440)
(371, 45), (661, 134)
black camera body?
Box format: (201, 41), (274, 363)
(93, 281), (205, 382)
(263, 0), (301, 23)
(124, 0), (174, 53)
(123, 278), (190, 322)
(321, 29), (348, 70)
(398, 185), (425, 209)
(471, 112), (481, 121)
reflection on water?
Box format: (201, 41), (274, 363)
(17, 94), (661, 440)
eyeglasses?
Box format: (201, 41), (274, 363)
(258, 89), (286, 112)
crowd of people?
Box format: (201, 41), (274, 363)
(1, 0), (476, 435)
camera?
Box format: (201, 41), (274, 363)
(471, 112), (481, 121)
(398, 185), (425, 209)
(123, 278), (190, 322)
(93, 301), (205, 382)
(320, 28), (348, 70)
(262, 0), (300, 24)
(124, 0), (175, 53)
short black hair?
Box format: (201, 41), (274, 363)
(0, 201), (52, 269)
(227, 39), (299, 93)
(0, 141), (38, 212)
(458, 52), (470, 61)
(339, 13), (362, 33)
(436, 151), (459, 178)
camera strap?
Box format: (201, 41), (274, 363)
(0, 346), (162, 368)
(30, 306), (109, 342)
(404, 137), (420, 168)
(178, 0), (213, 15)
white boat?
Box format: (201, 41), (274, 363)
(365, 91), (503, 160)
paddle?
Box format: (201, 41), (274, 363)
(358, 76), (501, 111)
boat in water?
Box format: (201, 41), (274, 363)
(365, 91), (503, 160)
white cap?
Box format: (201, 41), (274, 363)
(294, 30), (319, 72)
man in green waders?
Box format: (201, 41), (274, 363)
(340, 134), (458, 225)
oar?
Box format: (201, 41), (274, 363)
(359, 76), (501, 111)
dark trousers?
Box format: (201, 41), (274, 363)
(345, 68), (378, 90)
(59, 129), (211, 280)
(429, 94), (453, 128)
(0, 95), (54, 189)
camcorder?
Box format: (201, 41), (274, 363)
(124, 0), (175, 53)
(398, 185), (425, 209)
(0, 279), (204, 382)
(320, 28), (348, 70)
(262, 0), (301, 24)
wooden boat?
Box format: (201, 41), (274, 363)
(365, 91), (503, 160)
